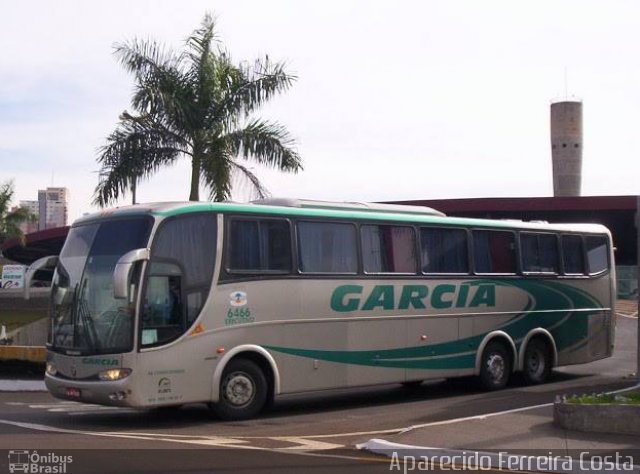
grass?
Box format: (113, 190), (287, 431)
(566, 392), (640, 405)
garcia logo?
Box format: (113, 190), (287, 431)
(81, 357), (119, 366)
(331, 283), (497, 312)
(229, 291), (248, 307)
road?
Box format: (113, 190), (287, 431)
(0, 314), (636, 473)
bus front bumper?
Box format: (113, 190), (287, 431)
(44, 373), (138, 407)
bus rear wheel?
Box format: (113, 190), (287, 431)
(212, 359), (267, 421)
(522, 338), (551, 385)
(478, 341), (512, 390)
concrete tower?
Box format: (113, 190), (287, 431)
(550, 101), (583, 196)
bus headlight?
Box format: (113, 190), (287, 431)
(46, 362), (57, 376)
(98, 368), (132, 381)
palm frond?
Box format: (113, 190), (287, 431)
(225, 119), (302, 172)
(0, 181), (15, 217)
(0, 180), (29, 245)
(212, 55), (296, 126)
(186, 12), (219, 65)
(114, 39), (179, 83)
(199, 147), (232, 202)
(230, 161), (271, 201)
(94, 116), (187, 207)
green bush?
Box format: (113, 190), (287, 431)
(565, 392), (640, 405)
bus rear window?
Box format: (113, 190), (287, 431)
(473, 230), (516, 274)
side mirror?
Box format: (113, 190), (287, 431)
(24, 255), (58, 300)
(113, 248), (150, 300)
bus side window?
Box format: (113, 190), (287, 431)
(298, 221), (358, 273)
(561, 234), (585, 275)
(521, 233), (559, 273)
(228, 218), (291, 272)
(473, 230), (517, 274)
(585, 235), (609, 274)
(361, 225), (416, 273)
(420, 227), (469, 274)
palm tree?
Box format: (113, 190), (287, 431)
(94, 13), (302, 206)
(0, 181), (34, 246)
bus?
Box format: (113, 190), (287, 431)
(29, 199), (615, 420)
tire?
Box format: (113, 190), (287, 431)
(478, 341), (512, 391)
(522, 338), (552, 385)
(212, 359), (267, 421)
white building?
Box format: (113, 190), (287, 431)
(37, 187), (68, 230)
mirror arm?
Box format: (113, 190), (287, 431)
(24, 255), (58, 300)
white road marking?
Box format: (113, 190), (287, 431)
(3, 400), (133, 415)
(268, 437), (344, 450)
(398, 402), (552, 434)
(617, 312), (638, 319)
(0, 418), (344, 452)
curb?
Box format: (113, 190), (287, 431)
(555, 400), (640, 436)
(357, 439), (640, 474)
(0, 379), (47, 392)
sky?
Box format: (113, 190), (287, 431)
(1, 0), (639, 223)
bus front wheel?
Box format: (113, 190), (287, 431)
(478, 341), (512, 390)
(212, 358), (267, 421)
(522, 338), (551, 385)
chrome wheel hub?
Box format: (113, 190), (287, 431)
(487, 354), (505, 381)
(223, 372), (255, 407)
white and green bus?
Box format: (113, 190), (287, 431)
(32, 199), (615, 420)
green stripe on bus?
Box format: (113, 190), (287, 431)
(151, 202), (544, 230)
(264, 279), (604, 370)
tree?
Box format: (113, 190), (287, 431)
(94, 13), (302, 206)
(0, 181), (34, 246)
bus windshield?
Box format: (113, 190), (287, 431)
(50, 218), (152, 355)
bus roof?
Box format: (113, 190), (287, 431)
(74, 200), (610, 234)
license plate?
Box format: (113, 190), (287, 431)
(65, 387), (81, 398)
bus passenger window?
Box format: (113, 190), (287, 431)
(585, 236), (609, 274)
(421, 227), (468, 274)
(298, 222), (357, 273)
(228, 219), (291, 272)
(361, 225), (416, 273)
(473, 230), (516, 274)
(561, 235), (585, 275)
(521, 233), (559, 273)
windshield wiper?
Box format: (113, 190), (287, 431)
(77, 278), (100, 352)
(52, 282), (77, 350)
